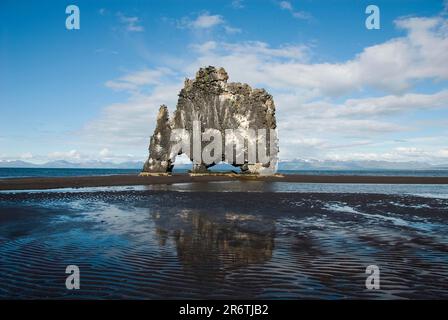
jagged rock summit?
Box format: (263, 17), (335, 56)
(142, 66), (278, 175)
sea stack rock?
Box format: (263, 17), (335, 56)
(142, 66), (278, 175)
(142, 105), (173, 173)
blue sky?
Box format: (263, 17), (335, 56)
(1, 0), (448, 164)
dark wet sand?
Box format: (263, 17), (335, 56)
(1, 173), (448, 190)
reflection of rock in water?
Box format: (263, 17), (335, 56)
(152, 209), (274, 276)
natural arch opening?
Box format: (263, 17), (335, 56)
(171, 154), (192, 173)
(208, 162), (240, 173)
(172, 154), (242, 174)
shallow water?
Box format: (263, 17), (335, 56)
(0, 183), (447, 299)
(3, 181), (448, 199)
(142, 181), (448, 198)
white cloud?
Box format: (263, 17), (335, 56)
(190, 41), (218, 53)
(224, 26), (242, 34)
(48, 150), (82, 161)
(94, 148), (139, 162)
(177, 12), (241, 35)
(279, 1), (293, 11)
(10, 149), (143, 164)
(179, 12), (224, 29)
(301, 90), (448, 119)
(193, 13), (224, 28)
(20, 152), (33, 160)
(81, 69), (183, 151)
(231, 0), (244, 9)
(117, 13), (144, 32)
(99, 148), (111, 157)
(105, 68), (174, 93)
(438, 148), (448, 157)
(324, 147), (448, 163)
(185, 16), (448, 100)
(278, 1), (311, 20)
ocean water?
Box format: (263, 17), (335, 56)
(1, 167), (448, 178)
(0, 168), (141, 179)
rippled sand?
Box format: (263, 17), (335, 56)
(0, 184), (447, 299)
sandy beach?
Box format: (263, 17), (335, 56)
(1, 173), (448, 191)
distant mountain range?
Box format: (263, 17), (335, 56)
(277, 159), (448, 171)
(1, 159), (448, 170)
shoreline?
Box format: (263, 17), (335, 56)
(1, 173), (448, 191)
